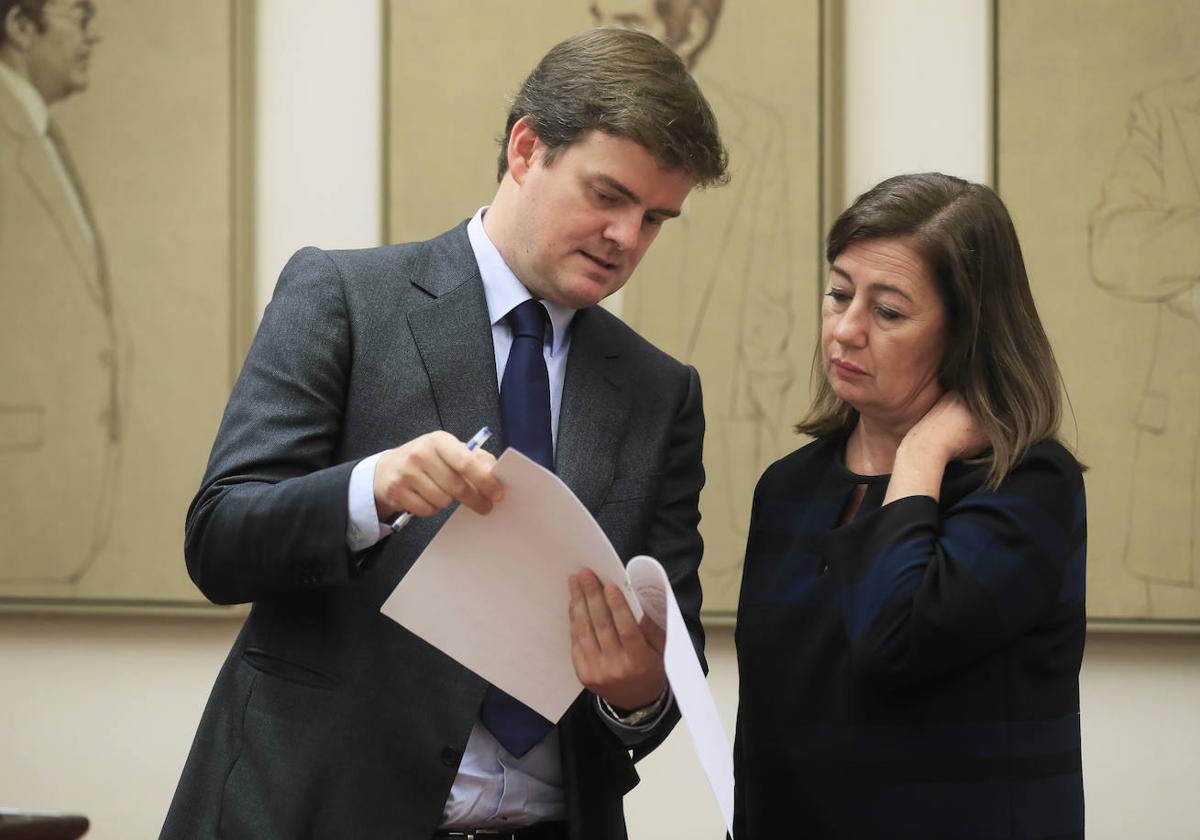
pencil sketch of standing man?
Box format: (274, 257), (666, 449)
(1089, 70), (1200, 607)
(0, 0), (120, 584)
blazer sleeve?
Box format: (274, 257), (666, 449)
(184, 247), (360, 605)
(822, 443), (1087, 688)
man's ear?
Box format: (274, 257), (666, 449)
(2, 5), (36, 52)
(506, 116), (545, 185)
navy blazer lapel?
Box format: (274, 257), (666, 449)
(557, 307), (630, 514)
(406, 225), (503, 453)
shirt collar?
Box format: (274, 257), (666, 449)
(467, 206), (574, 356)
(0, 61), (49, 135)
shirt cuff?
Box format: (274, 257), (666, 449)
(594, 685), (673, 733)
(346, 451), (391, 552)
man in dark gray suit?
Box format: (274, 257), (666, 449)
(161, 27), (727, 840)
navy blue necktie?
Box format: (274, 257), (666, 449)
(479, 299), (556, 756)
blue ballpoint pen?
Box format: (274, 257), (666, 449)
(389, 425), (493, 533)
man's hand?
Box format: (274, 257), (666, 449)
(373, 431), (503, 521)
(568, 568), (667, 713)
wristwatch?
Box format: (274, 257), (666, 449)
(601, 688), (669, 726)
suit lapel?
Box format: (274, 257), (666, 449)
(0, 83), (101, 302)
(406, 228), (503, 451)
(556, 307), (630, 514)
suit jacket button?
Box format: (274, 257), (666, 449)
(441, 747), (461, 767)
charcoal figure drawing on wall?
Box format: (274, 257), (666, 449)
(0, 0), (124, 585)
(1088, 70), (1200, 602)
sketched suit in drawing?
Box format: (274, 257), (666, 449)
(1089, 71), (1200, 591)
(0, 0), (119, 583)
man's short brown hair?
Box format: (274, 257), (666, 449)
(497, 27), (728, 188)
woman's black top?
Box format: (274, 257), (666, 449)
(734, 435), (1086, 839)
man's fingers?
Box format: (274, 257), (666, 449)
(389, 469), (454, 517)
(428, 456), (492, 515)
(383, 447), (463, 515)
(374, 446), (452, 517)
(576, 569), (653, 654)
(577, 570), (622, 653)
(568, 571), (668, 711)
(432, 435), (503, 513)
(604, 584), (648, 649)
(467, 449), (504, 501)
(376, 431), (503, 519)
(568, 575), (601, 668)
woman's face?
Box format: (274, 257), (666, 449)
(821, 237), (948, 433)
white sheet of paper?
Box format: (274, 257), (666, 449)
(626, 555), (736, 839)
(379, 448), (639, 721)
(379, 449), (735, 835)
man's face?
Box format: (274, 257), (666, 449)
(505, 127), (694, 310)
(25, 0), (98, 103)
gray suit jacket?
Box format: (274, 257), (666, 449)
(160, 223), (706, 840)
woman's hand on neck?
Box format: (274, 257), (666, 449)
(881, 392), (988, 505)
(845, 375), (949, 476)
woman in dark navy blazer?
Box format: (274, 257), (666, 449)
(734, 173), (1086, 840)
